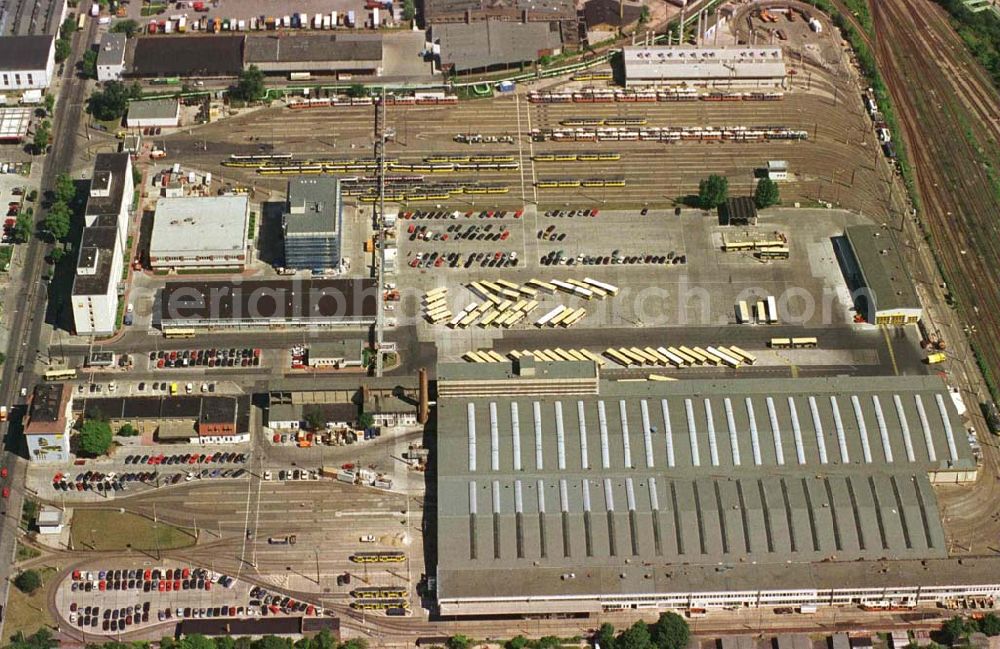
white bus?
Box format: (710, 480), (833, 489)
(707, 346), (741, 368)
(766, 295), (779, 324)
(656, 346), (685, 367)
(551, 279), (578, 296)
(645, 347), (672, 366)
(694, 346), (721, 366)
(583, 277), (619, 296)
(535, 305), (567, 327)
(568, 278), (604, 299)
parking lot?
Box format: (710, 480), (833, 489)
(56, 563), (261, 635)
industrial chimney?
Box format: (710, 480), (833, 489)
(418, 367), (429, 424)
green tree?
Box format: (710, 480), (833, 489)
(111, 19), (140, 36)
(14, 570), (42, 594)
(359, 412), (375, 429)
(650, 612), (689, 649)
(445, 636), (474, 649)
(313, 630), (336, 649)
(55, 172), (76, 204)
(117, 423), (139, 437)
(49, 247), (65, 264)
(27, 189), (38, 202)
(55, 39), (71, 63)
(639, 5), (650, 23)
(14, 210), (33, 243)
(942, 616), (971, 645)
(0, 352), (5, 366)
(160, 638), (179, 649)
(346, 83), (367, 98)
(753, 177), (780, 209)
(337, 641), (368, 649)
(216, 638), (236, 649)
(402, 0), (415, 20)
(304, 409), (325, 431)
(44, 93), (55, 115)
(617, 621), (653, 649)
(698, 174), (728, 209)
(980, 613), (1000, 636)
(44, 201), (71, 241)
(82, 49), (98, 79)
(234, 65), (267, 102)
(130, 81), (144, 99)
(87, 81), (132, 121)
(32, 120), (51, 153)
(252, 638), (292, 649)
(180, 635), (217, 649)
(294, 638), (313, 649)
(596, 623), (617, 649)
(61, 16), (77, 38)
(9, 629), (57, 649)
(79, 418), (113, 456)
(505, 637), (529, 649)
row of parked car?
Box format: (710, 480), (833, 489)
(406, 222), (513, 243)
(52, 470), (159, 492)
(400, 209), (522, 220)
(150, 347), (262, 369)
(543, 208), (600, 218)
(125, 451), (248, 465)
(249, 585), (321, 616)
(409, 250), (519, 269)
(540, 250), (688, 266)
(69, 602), (150, 632)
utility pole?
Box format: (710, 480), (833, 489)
(373, 88), (387, 378)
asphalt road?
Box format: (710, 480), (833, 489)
(0, 16), (97, 638)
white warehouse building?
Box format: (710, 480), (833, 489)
(623, 45), (786, 88)
(0, 35), (56, 90)
(149, 195), (250, 271)
(71, 153), (135, 336)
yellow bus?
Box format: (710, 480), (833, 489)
(679, 346), (706, 365)
(478, 310), (501, 327)
(562, 307), (587, 327)
(495, 279), (520, 292)
(458, 311), (480, 328)
(727, 345), (757, 365)
(521, 300), (539, 314)
(620, 348), (649, 365)
(769, 337), (792, 349)
(668, 346), (696, 366)
(484, 350), (507, 362)
(43, 368), (78, 381)
(579, 348), (607, 367)
(164, 328), (197, 339)
(694, 346), (721, 366)
(567, 349), (590, 362)
(516, 285), (538, 299)
(629, 347), (659, 365)
(790, 337), (818, 348)
(549, 308), (575, 327)
(604, 348), (636, 367)
(736, 301), (751, 324)
(553, 348), (576, 361)
(568, 278), (605, 299)
(526, 279), (557, 295)
(463, 351), (488, 363)
(424, 287), (448, 301)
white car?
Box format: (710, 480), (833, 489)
(359, 534), (376, 543)
(263, 470), (272, 481)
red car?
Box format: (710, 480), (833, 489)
(1, 487), (9, 498)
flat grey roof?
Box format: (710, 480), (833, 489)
(130, 35), (244, 77)
(151, 196), (248, 256)
(309, 339), (363, 358)
(424, 0), (576, 21)
(845, 224), (921, 313)
(623, 46), (786, 81)
(85, 153), (130, 220)
(284, 178), (340, 236)
(0, 35), (52, 70)
(72, 226), (117, 296)
(436, 375), (973, 603)
(438, 358), (598, 382)
(97, 33), (127, 67)
(127, 98), (179, 121)
(245, 34), (382, 64)
(431, 21), (561, 72)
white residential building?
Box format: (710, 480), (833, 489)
(96, 33), (127, 82)
(71, 153), (134, 335)
(0, 36), (56, 90)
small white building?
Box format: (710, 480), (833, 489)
(96, 33), (127, 82)
(126, 98), (180, 128)
(149, 195), (250, 270)
(767, 160), (788, 181)
(0, 36), (56, 90)
(308, 340), (363, 368)
(38, 506), (65, 534)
